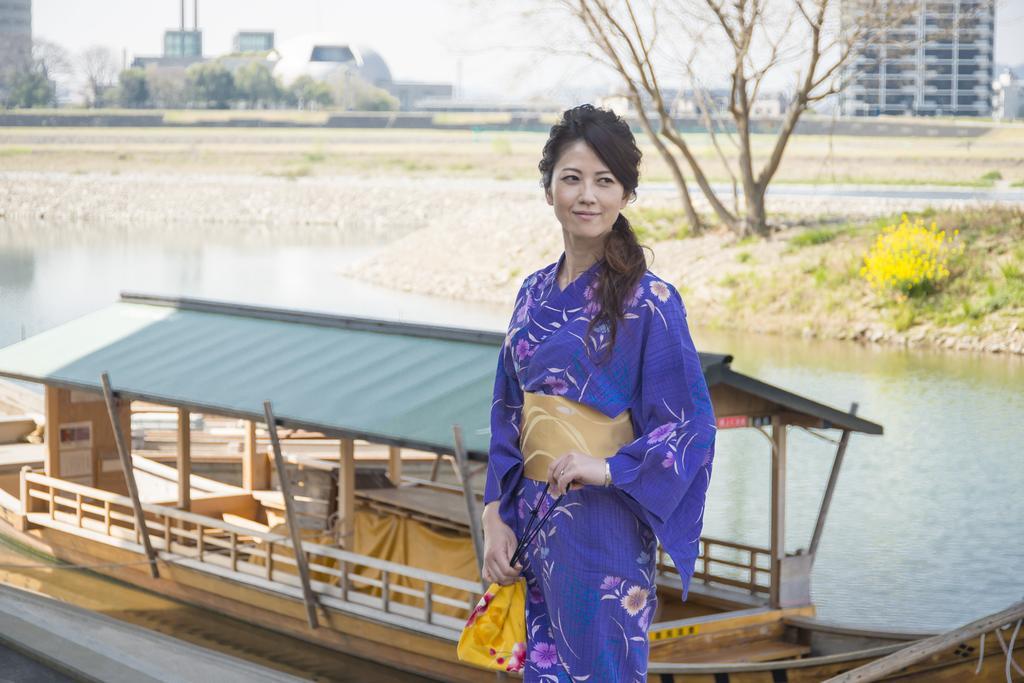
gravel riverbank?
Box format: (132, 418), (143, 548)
(2, 170), (1020, 356)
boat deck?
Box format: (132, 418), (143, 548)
(358, 484), (471, 527)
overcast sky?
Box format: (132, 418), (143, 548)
(33, 0), (1024, 101)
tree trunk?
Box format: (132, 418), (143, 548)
(631, 101), (703, 233)
(677, 177), (702, 236)
(745, 186), (769, 237)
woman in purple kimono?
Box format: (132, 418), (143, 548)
(480, 104), (717, 682)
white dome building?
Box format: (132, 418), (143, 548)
(273, 34), (392, 88)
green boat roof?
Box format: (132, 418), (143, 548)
(0, 294), (881, 460)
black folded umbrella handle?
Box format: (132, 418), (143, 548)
(509, 483), (565, 568)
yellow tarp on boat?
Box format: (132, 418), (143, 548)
(353, 507), (479, 618)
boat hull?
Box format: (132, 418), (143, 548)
(0, 518), (493, 682)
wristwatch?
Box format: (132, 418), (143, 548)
(603, 461), (612, 487)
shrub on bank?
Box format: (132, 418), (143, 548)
(860, 215), (963, 298)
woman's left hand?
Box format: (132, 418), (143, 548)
(547, 451), (606, 496)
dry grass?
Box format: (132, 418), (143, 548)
(3, 124), (1024, 186)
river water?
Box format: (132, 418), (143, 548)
(0, 231), (1021, 645)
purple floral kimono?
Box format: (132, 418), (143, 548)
(484, 253), (718, 682)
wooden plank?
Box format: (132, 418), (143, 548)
(242, 420), (269, 490)
(769, 416), (786, 609)
(337, 438), (355, 548)
(0, 378), (44, 414)
(451, 425), (484, 585)
(824, 600), (1024, 683)
(17, 465), (30, 529)
(44, 386), (59, 478)
(99, 373), (159, 579)
(810, 404), (858, 558)
(263, 400), (320, 630)
(709, 384), (778, 418)
(669, 638), (811, 664)
(387, 445), (402, 484)
(177, 407), (191, 510)
(356, 486), (470, 527)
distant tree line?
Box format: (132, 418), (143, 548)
(2, 41), (399, 111)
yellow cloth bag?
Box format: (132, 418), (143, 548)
(456, 580), (528, 672)
(457, 480), (565, 673)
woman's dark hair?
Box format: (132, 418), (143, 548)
(539, 104), (647, 361)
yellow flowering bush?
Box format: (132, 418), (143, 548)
(860, 215), (963, 297)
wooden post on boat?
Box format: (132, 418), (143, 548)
(177, 407), (191, 510)
(242, 420), (269, 490)
(809, 403), (858, 560)
(337, 437), (355, 548)
(100, 373), (159, 579)
(387, 445), (402, 485)
(18, 465), (31, 531)
(452, 425), (485, 584)
(769, 414), (787, 609)
(263, 400), (319, 630)
(43, 386), (60, 478)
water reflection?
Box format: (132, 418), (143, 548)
(695, 327), (1024, 630)
(0, 242), (508, 348)
(0, 250), (34, 289)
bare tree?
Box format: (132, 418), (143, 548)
(33, 39), (73, 81)
(79, 45), (118, 108)
(558, 0), (931, 237)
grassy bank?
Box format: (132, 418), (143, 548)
(673, 206), (1024, 352)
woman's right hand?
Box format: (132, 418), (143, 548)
(481, 502), (522, 586)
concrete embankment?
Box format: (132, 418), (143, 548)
(0, 640), (74, 682)
(0, 110), (1002, 137)
(0, 584), (309, 683)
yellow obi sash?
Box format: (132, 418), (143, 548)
(520, 392), (635, 482)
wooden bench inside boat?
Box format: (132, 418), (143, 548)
(656, 637), (812, 663)
(356, 483), (470, 532)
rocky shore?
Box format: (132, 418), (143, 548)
(342, 212), (1024, 357)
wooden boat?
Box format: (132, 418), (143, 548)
(0, 293), (1020, 682)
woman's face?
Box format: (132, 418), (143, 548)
(545, 140), (630, 242)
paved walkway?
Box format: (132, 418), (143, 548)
(0, 641), (75, 682)
(0, 585), (309, 682)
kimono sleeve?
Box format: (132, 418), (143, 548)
(606, 285), (717, 525)
(482, 342), (524, 507)
(483, 290), (527, 512)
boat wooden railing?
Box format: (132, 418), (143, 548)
(19, 469), (481, 638)
(660, 535), (772, 596)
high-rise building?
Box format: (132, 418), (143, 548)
(164, 30), (202, 58)
(233, 31), (274, 54)
(0, 0), (32, 72)
(841, 0), (995, 116)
